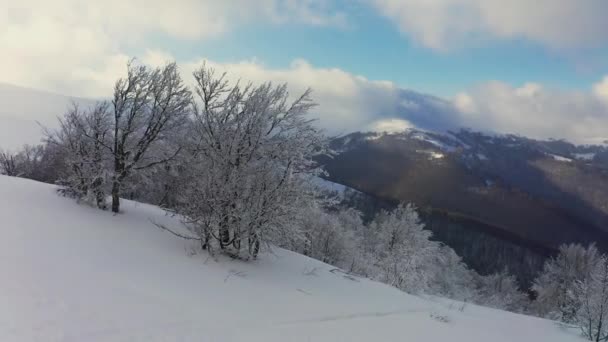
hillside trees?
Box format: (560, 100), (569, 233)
(532, 244), (601, 321)
(48, 61), (191, 212)
(529, 243), (608, 341)
(475, 270), (529, 312)
(49, 103), (112, 208)
(365, 203), (440, 293)
(0, 144), (65, 182)
(173, 63), (326, 259)
(572, 255), (608, 342)
(28, 58), (536, 312)
(0, 150), (18, 176)
(297, 205), (364, 270)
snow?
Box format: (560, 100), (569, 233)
(417, 150), (445, 160)
(549, 154), (573, 162)
(476, 153), (488, 161)
(0, 83), (92, 150)
(413, 133), (451, 150)
(574, 153), (596, 161)
(0, 175), (585, 342)
(365, 132), (385, 141)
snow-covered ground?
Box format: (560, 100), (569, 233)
(0, 175), (584, 341)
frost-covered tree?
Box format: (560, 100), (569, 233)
(174, 63), (326, 259)
(0, 143), (66, 182)
(46, 61), (191, 212)
(113, 120), (195, 208)
(475, 269), (528, 312)
(0, 149), (20, 176)
(107, 61), (191, 213)
(366, 203), (440, 293)
(298, 205), (363, 270)
(572, 255), (608, 342)
(532, 243), (601, 321)
(430, 245), (477, 301)
(48, 103), (112, 209)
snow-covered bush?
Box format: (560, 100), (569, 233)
(298, 206), (363, 271)
(429, 245), (477, 302)
(532, 243), (601, 321)
(363, 203), (441, 294)
(474, 269), (528, 312)
(572, 255), (608, 342)
(48, 103), (112, 209)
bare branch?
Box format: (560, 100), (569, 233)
(151, 220), (201, 241)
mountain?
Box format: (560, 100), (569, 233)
(0, 175), (585, 341)
(320, 129), (608, 286)
(0, 83), (92, 150)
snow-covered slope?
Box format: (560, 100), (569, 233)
(0, 175), (583, 341)
(0, 83), (92, 150)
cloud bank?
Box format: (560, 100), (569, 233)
(453, 81), (608, 144)
(0, 0), (345, 97)
(7, 52), (608, 146)
(370, 0), (608, 50)
(178, 55), (608, 144)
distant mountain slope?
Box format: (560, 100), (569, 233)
(0, 83), (92, 149)
(320, 130), (608, 285)
(0, 175), (584, 341)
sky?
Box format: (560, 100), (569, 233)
(2, 0), (608, 144)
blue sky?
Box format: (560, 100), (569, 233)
(2, 0), (608, 143)
(167, 8), (606, 97)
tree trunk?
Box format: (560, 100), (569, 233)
(111, 179), (120, 213)
(112, 152), (124, 213)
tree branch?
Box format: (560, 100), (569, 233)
(151, 220), (201, 241)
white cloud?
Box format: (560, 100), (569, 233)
(0, 0), (346, 97)
(370, 119), (414, 133)
(370, 0), (608, 50)
(180, 57), (403, 134)
(197, 59), (608, 144)
(84, 51), (608, 144)
(593, 76), (608, 105)
(2, 53), (608, 146)
(452, 80), (608, 144)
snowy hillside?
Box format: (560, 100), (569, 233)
(0, 175), (584, 341)
(0, 83), (92, 150)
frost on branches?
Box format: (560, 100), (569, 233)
(365, 203), (438, 293)
(530, 243), (608, 341)
(48, 61), (191, 212)
(48, 103), (112, 209)
(173, 63), (326, 259)
(572, 255), (608, 342)
(532, 244), (601, 322)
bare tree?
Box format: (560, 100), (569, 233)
(174, 63), (325, 259)
(107, 61), (191, 212)
(47, 103), (112, 208)
(573, 256), (608, 342)
(475, 269), (528, 312)
(0, 150), (19, 176)
(532, 244), (600, 321)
